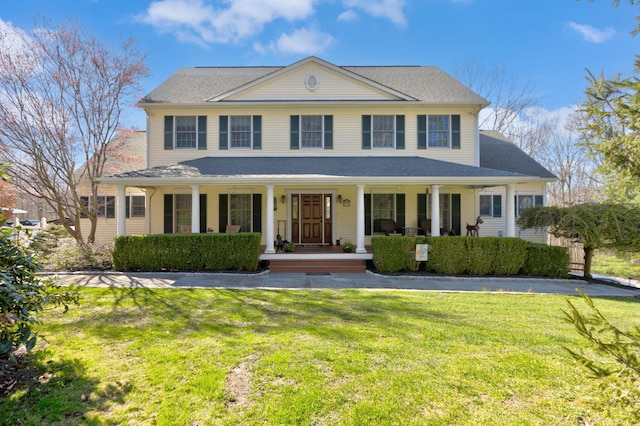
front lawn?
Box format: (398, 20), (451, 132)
(2, 287), (638, 425)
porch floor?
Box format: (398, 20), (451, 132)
(260, 245), (373, 273)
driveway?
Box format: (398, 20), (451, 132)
(45, 271), (640, 297)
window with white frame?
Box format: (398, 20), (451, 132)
(174, 194), (191, 233)
(230, 116), (252, 148)
(479, 194), (502, 218)
(428, 115), (450, 148)
(516, 194), (543, 217)
(175, 116), (197, 149)
(80, 196), (115, 218)
(127, 195), (146, 218)
(230, 193), (252, 232)
(300, 115), (323, 148)
(372, 115), (395, 148)
(372, 193), (395, 233)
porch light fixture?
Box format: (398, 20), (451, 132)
(281, 195), (286, 204)
(336, 195), (342, 203)
(342, 199), (351, 207)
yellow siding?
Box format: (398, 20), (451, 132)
(228, 62), (399, 101)
(147, 105), (479, 167)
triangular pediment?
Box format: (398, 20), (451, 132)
(209, 57), (414, 102)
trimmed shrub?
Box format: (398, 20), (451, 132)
(113, 233), (261, 272)
(466, 237), (497, 275)
(371, 236), (418, 273)
(492, 238), (529, 276)
(424, 237), (468, 275)
(523, 244), (570, 277)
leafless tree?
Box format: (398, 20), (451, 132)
(540, 113), (599, 206)
(0, 18), (148, 243)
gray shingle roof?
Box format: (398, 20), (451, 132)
(479, 131), (556, 179)
(109, 156), (525, 180)
(139, 57), (488, 105)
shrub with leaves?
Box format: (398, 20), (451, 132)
(564, 291), (640, 421)
(0, 226), (79, 360)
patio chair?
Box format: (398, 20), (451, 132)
(225, 224), (241, 233)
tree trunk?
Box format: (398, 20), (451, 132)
(583, 246), (594, 280)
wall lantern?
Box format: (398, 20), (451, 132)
(336, 195), (342, 204)
(342, 199), (351, 207)
(280, 195), (286, 204)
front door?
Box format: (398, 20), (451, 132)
(300, 194), (323, 244)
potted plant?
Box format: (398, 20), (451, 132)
(283, 242), (295, 252)
(342, 242), (354, 253)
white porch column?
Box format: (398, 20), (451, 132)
(356, 184), (367, 253)
(117, 185), (126, 236)
(191, 185), (200, 233)
(265, 185), (276, 253)
(506, 184), (516, 237)
(430, 185), (441, 236)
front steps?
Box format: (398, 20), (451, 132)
(268, 258), (366, 273)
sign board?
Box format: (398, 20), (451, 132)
(415, 244), (429, 261)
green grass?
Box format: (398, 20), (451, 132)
(2, 286), (639, 425)
(592, 250), (640, 280)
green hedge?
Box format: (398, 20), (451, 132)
(522, 243), (570, 277)
(113, 233), (261, 272)
(371, 236), (567, 277)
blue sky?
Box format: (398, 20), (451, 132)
(1, 0), (637, 129)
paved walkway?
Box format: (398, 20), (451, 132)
(44, 271), (640, 297)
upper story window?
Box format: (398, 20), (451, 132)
(301, 115), (323, 148)
(230, 116), (252, 148)
(417, 114), (461, 149)
(175, 116), (197, 148)
(164, 115), (207, 150)
(220, 115), (262, 150)
(290, 115), (333, 150)
(362, 115), (405, 150)
(479, 194), (502, 218)
(428, 115), (450, 148)
(373, 115), (395, 148)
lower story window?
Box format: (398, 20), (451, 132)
(372, 193), (395, 233)
(230, 193), (252, 232)
(80, 196), (115, 218)
(127, 195), (146, 218)
(516, 194), (542, 217)
(175, 194), (191, 233)
(479, 194), (502, 218)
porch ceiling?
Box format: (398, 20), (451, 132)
(101, 156), (549, 187)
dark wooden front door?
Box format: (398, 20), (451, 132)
(300, 194), (323, 244)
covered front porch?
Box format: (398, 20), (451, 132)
(103, 156), (540, 257)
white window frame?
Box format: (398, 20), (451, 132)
(479, 193), (501, 218)
(230, 115), (253, 149)
(127, 194), (146, 218)
(229, 192), (252, 232)
(427, 115), (451, 148)
(515, 193), (542, 217)
(174, 115), (198, 149)
(300, 115), (324, 149)
(372, 115), (395, 149)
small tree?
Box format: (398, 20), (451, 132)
(564, 291), (640, 421)
(0, 18), (148, 244)
(517, 204), (640, 278)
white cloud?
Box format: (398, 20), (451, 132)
(342, 0), (406, 26)
(269, 27), (335, 55)
(567, 22), (614, 43)
(137, 0), (320, 44)
(338, 10), (358, 22)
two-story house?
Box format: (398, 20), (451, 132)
(100, 56), (555, 264)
